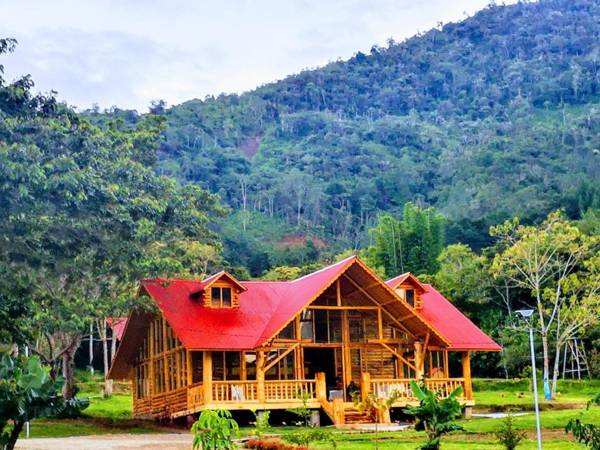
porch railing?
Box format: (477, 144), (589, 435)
(265, 379), (316, 402)
(369, 377), (468, 402)
(212, 380), (259, 402)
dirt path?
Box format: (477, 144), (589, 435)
(15, 433), (193, 450)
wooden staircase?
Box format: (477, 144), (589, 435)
(342, 406), (374, 424)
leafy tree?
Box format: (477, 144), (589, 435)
(0, 40), (225, 397)
(491, 211), (599, 399)
(429, 244), (492, 316)
(0, 354), (70, 450)
(403, 381), (464, 450)
(366, 203), (446, 277)
(191, 409), (239, 450)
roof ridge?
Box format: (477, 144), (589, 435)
(291, 255), (357, 283)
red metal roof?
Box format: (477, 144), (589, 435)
(137, 256), (499, 352)
(141, 256), (356, 350)
(107, 317), (128, 341)
(386, 277), (501, 352)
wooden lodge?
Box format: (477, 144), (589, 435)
(109, 256), (500, 425)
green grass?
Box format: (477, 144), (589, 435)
(472, 378), (600, 409)
(21, 372), (600, 449)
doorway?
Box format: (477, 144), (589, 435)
(303, 347), (341, 399)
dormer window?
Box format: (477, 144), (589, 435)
(405, 289), (415, 307)
(211, 287), (232, 308)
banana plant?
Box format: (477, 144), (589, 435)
(403, 380), (464, 450)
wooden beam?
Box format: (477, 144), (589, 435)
(203, 351), (212, 404)
(379, 342), (417, 371)
(186, 350), (193, 385)
(263, 343), (300, 373)
(343, 274), (417, 338)
(462, 351), (473, 400)
(377, 307), (383, 340)
(336, 279), (342, 307)
(308, 305), (378, 310)
(257, 351), (265, 403)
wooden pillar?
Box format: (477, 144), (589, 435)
(414, 341), (424, 380)
(359, 372), (371, 401)
(186, 350), (193, 385)
(461, 351), (473, 400)
(341, 310), (352, 388)
(162, 318), (169, 391)
(332, 398), (345, 425)
(257, 350), (265, 404)
(203, 351), (212, 404)
(377, 308), (383, 340)
(149, 320), (155, 396)
(315, 372), (327, 403)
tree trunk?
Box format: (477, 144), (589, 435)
(61, 338), (80, 400)
(100, 320), (113, 397)
(540, 330), (552, 400)
(6, 419), (24, 450)
(551, 338), (562, 399)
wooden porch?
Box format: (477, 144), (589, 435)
(134, 373), (473, 425)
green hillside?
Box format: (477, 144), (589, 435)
(93, 0), (600, 275)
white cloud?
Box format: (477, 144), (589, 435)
(0, 0), (516, 111)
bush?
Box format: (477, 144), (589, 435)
(192, 409), (239, 450)
(495, 414), (526, 450)
(0, 354), (68, 450)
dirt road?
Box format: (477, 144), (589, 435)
(15, 433), (193, 450)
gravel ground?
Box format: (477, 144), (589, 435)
(15, 433), (193, 450)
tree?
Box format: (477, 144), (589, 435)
(403, 381), (464, 450)
(430, 244), (492, 316)
(0, 354), (69, 450)
(491, 211), (599, 399)
(366, 203), (446, 277)
(0, 41), (225, 398)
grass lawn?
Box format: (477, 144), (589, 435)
(21, 372), (600, 449)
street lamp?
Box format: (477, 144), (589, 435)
(516, 309), (542, 450)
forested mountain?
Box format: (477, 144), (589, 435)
(94, 0), (600, 275)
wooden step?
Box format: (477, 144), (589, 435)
(343, 408), (374, 424)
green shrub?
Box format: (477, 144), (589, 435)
(192, 409), (239, 450)
(495, 413), (527, 450)
(403, 380), (464, 450)
(0, 354), (68, 450)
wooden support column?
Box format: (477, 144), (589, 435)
(257, 350), (265, 404)
(360, 372), (371, 401)
(203, 351), (212, 404)
(341, 310), (352, 387)
(186, 350), (193, 385)
(149, 320), (155, 396)
(377, 307), (383, 340)
(162, 318), (168, 391)
(414, 341), (424, 379)
(461, 351), (473, 400)
(315, 372), (327, 403)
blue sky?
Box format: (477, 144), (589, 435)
(1, 0), (515, 111)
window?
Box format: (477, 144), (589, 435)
(405, 289), (415, 307)
(300, 310), (313, 340)
(211, 287), (233, 308)
(212, 351), (241, 380)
